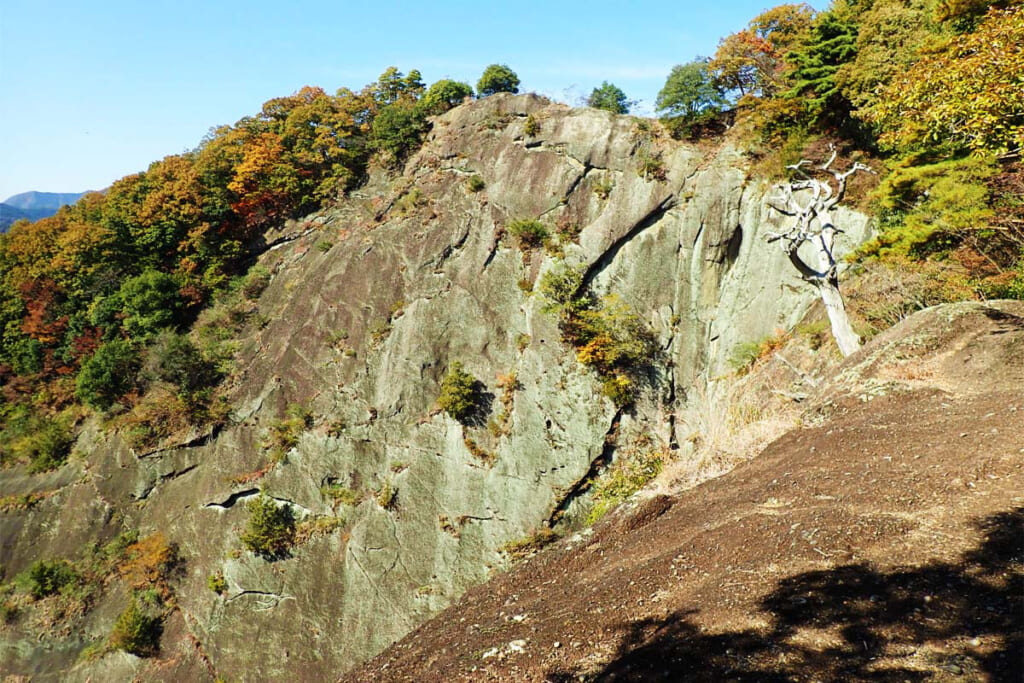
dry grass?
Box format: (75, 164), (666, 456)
(654, 373), (801, 495)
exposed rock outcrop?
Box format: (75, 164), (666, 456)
(0, 94), (871, 680)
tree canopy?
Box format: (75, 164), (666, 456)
(655, 59), (727, 133)
(587, 82), (631, 114)
(477, 64), (520, 96)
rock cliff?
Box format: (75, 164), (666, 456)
(0, 94), (871, 680)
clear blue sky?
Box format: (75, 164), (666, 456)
(0, 0), (826, 200)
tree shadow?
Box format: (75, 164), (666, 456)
(462, 382), (495, 428)
(547, 508), (1023, 682)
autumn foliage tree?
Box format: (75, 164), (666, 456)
(0, 66), (445, 431)
(871, 6), (1023, 158)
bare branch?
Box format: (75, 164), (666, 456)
(820, 144), (838, 172)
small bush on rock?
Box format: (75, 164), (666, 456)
(240, 495), (296, 560)
(109, 593), (163, 657)
(20, 560), (79, 599)
(507, 218), (549, 251)
(437, 361), (486, 424)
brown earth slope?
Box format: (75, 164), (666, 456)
(347, 301), (1024, 682)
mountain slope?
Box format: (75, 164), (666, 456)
(0, 191), (87, 231)
(2, 191), (87, 211)
(347, 301), (1024, 682)
(0, 94), (872, 681)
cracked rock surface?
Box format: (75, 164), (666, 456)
(0, 94), (871, 681)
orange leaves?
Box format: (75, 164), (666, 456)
(710, 3), (815, 97)
(118, 532), (179, 591)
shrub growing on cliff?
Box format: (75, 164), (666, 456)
(240, 494), (296, 560)
(144, 331), (221, 399)
(20, 560), (79, 599)
(118, 269), (184, 339)
(507, 218), (549, 251)
(437, 361), (485, 424)
(656, 58), (727, 137)
(21, 415), (75, 473)
(76, 339), (141, 410)
(587, 448), (665, 524)
(109, 594), (163, 657)
(372, 101), (428, 163)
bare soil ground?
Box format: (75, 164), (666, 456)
(345, 302), (1024, 682)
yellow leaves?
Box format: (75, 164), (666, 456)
(873, 6), (1024, 156)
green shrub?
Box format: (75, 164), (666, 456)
(369, 319), (392, 346)
(538, 264), (585, 311)
(466, 175), (486, 192)
(240, 494), (296, 560)
(655, 59), (727, 135)
(587, 449), (665, 525)
(419, 79), (474, 116)
(600, 373), (637, 409)
(375, 481), (397, 510)
(372, 102), (427, 162)
(320, 483), (360, 507)
(20, 560), (79, 599)
(571, 296), (652, 376)
(540, 280), (653, 408)
(264, 404), (312, 461)
(207, 572), (227, 595)
(524, 114), (540, 137)
(118, 269), (183, 339)
(728, 331), (790, 374)
(144, 331), (221, 398)
(592, 178), (614, 200)
(858, 156), (1004, 265)
(24, 417), (75, 473)
(109, 595), (162, 657)
(506, 218), (549, 250)
(76, 339), (141, 410)
(588, 81), (631, 114)
(437, 361), (485, 424)
(4, 334), (43, 375)
(500, 528), (558, 560)
(637, 150), (667, 180)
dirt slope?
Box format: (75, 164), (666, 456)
(346, 301), (1024, 682)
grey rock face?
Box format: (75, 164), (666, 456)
(0, 94), (870, 681)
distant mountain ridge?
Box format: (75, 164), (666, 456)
(0, 191), (88, 232)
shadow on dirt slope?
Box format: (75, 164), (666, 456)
(547, 508), (1022, 683)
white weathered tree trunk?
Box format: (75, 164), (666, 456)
(767, 146), (871, 357)
(817, 278), (861, 356)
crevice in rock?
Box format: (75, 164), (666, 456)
(561, 166), (589, 200)
(225, 589), (296, 610)
(581, 195), (677, 292)
(265, 226), (318, 252)
(481, 234), (501, 270)
(135, 424), (221, 460)
(204, 488), (260, 509)
(348, 541), (416, 629)
(136, 464), (200, 501)
(431, 225), (473, 271)
(546, 410), (623, 526)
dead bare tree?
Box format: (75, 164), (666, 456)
(766, 145), (873, 357)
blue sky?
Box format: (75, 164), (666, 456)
(0, 0), (827, 200)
